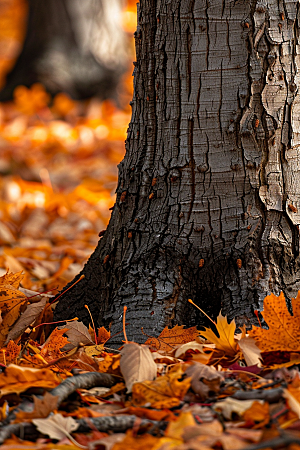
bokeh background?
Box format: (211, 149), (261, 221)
(0, 0), (136, 292)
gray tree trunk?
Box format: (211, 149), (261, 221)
(54, 0), (300, 344)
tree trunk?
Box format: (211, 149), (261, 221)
(54, 0), (300, 344)
(0, 0), (127, 101)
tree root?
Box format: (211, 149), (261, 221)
(232, 387), (283, 403)
(0, 416), (163, 444)
(1, 372), (119, 439)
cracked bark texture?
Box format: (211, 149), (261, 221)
(54, 0), (300, 343)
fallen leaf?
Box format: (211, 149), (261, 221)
(243, 401), (270, 427)
(184, 362), (224, 401)
(182, 420), (223, 441)
(96, 326), (111, 344)
(120, 343), (157, 392)
(131, 364), (191, 409)
(15, 391), (58, 421)
(0, 364), (60, 397)
(165, 412), (196, 440)
(238, 337), (262, 367)
(0, 272), (28, 347)
(111, 430), (159, 450)
(214, 398), (262, 419)
(33, 413), (78, 440)
(0, 340), (21, 365)
(200, 313), (238, 357)
(284, 388), (300, 418)
(226, 428), (262, 443)
(4, 297), (47, 344)
(60, 321), (94, 347)
(145, 325), (199, 353)
(84, 344), (104, 358)
(249, 292), (300, 351)
(174, 341), (204, 359)
(69, 347), (99, 371)
(40, 327), (70, 360)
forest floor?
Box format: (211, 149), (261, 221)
(0, 1), (300, 450)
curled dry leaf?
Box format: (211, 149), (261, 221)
(33, 413), (79, 440)
(174, 341), (204, 359)
(184, 362), (224, 401)
(4, 297), (47, 345)
(120, 343), (157, 393)
(238, 336), (262, 367)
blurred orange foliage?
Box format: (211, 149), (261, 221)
(0, 0), (136, 295)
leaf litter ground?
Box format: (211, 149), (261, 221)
(0, 274), (299, 450)
(2, 1), (300, 449)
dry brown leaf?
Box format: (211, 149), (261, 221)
(145, 325), (200, 353)
(184, 362), (224, 401)
(200, 313), (238, 357)
(60, 321), (94, 347)
(15, 391), (58, 422)
(238, 337), (262, 367)
(0, 364), (60, 397)
(120, 343), (157, 393)
(249, 292), (300, 352)
(131, 364), (191, 409)
(69, 348), (99, 371)
(174, 341), (204, 359)
(214, 397), (261, 419)
(4, 297), (47, 344)
(33, 413), (78, 440)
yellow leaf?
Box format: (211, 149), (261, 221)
(200, 313), (238, 357)
(131, 364), (191, 409)
(249, 292), (300, 352)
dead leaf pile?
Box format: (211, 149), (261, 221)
(0, 275), (298, 449)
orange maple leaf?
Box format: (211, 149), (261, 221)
(96, 326), (111, 344)
(249, 292), (300, 352)
(145, 325), (199, 353)
(40, 328), (70, 360)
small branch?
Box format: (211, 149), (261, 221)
(50, 372), (118, 407)
(232, 387), (283, 403)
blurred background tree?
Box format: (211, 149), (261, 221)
(0, 0), (133, 101)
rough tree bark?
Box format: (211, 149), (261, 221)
(0, 0), (127, 101)
(55, 0), (300, 343)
